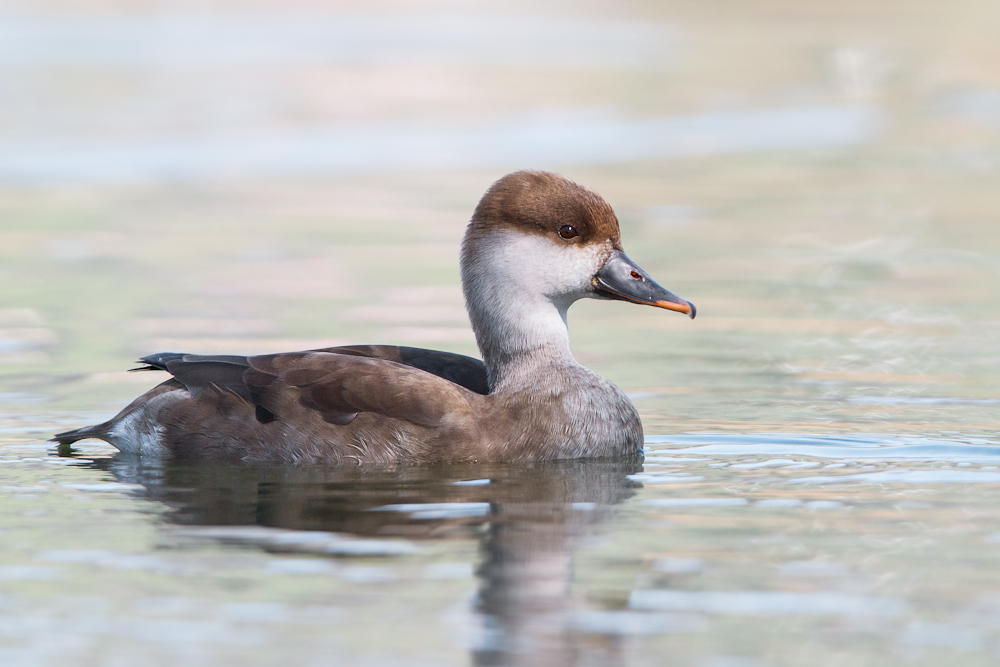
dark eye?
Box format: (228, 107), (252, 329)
(558, 225), (579, 240)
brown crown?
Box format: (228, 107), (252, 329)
(468, 171), (622, 248)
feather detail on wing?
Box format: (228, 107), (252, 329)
(248, 352), (478, 428)
(134, 347), (484, 431)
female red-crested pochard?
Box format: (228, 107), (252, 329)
(53, 171), (695, 464)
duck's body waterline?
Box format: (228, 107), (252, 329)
(53, 171), (694, 464)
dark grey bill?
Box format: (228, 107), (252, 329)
(592, 250), (696, 319)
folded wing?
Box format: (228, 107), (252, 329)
(134, 346), (486, 430)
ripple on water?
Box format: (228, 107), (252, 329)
(369, 502), (491, 519)
(629, 590), (907, 617)
(642, 498), (748, 508)
(172, 526), (419, 556)
(788, 469), (1000, 484)
(570, 610), (708, 635)
(645, 432), (1000, 463)
(846, 396), (1000, 406)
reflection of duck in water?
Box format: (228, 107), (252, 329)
(106, 456), (644, 666)
(55, 171), (695, 463)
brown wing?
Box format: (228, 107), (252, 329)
(134, 350), (482, 430)
(246, 351), (480, 429)
(310, 345), (489, 395)
(135, 346), (488, 395)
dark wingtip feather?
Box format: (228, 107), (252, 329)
(133, 352), (186, 372)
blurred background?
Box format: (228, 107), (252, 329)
(1, 0), (999, 435)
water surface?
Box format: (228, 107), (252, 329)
(5, 437), (1000, 666)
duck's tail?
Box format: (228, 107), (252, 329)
(50, 355), (182, 446)
(51, 423), (109, 446)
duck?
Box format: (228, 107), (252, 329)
(53, 171), (695, 464)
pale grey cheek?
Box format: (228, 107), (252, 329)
(474, 231), (611, 293)
(537, 244), (610, 296)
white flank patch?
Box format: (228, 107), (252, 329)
(108, 409), (169, 456)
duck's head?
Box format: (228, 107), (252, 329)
(461, 171), (695, 327)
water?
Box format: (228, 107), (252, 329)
(2, 0), (1000, 665)
(1, 105), (880, 184)
(5, 441), (1000, 665)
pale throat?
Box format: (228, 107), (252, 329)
(462, 230), (608, 391)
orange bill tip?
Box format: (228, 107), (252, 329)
(655, 299), (696, 319)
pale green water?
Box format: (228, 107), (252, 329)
(2, 0), (1000, 665)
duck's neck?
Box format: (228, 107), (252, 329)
(470, 291), (580, 393)
(462, 231), (584, 393)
